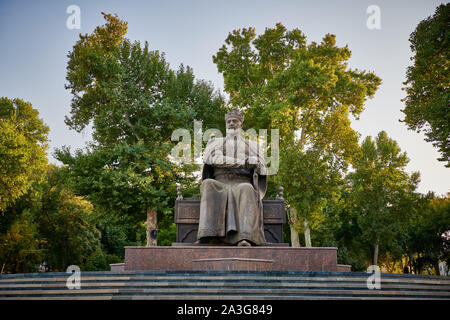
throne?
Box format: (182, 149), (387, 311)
(173, 186), (288, 246)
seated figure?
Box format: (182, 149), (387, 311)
(197, 108), (267, 246)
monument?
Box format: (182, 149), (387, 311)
(122, 107), (345, 272)
(197, 108), (266, 246)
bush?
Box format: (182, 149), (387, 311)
(82, 248), (122, 271)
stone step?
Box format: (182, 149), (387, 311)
(0, 288), (119, 295)
(1, 293), (448, 301)
(1, 270), (447, 278)
(1, 271), (448, 300)
(2, 295), (449, 301)
(118, 288), (449, 297)
(0, 276), (132, 283)
(1, 287), (449, 297)
(0, 296), (114, 300)
(1, 273), (449, 285)
(110, 295), (450, 301)
(1, 281), (449, 291)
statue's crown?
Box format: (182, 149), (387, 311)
(225, 107), (244, 122)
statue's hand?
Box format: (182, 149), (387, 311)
(247, 156), (265, 174)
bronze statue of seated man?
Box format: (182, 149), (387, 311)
(196, 108), (267, 247)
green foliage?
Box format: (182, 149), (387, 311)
(0, 210), (44, 273)
(1, 15), (446, 275)
(58, 12), (226, 250)
(402, 4), (450, 166)
(95, 216), (128, 258)
(213, 23), (380, 148)
(276, 146), (342, 235)
(316, 189), (368, 271)
(157, 211), (177, 246)
(406, 194), (450, 274)
(213, 23), (381, 242)
(55, 143), (178, 225)
(348, 131), (420, 264)
(0, 97), (49, 211)
(35, 166), (102, 272)
(83, 247), (122, 271)
(65, 13), (224, 145)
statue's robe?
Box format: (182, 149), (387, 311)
(197, 133), (267, 245)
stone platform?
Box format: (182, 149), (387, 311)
(2, 270), (450, 300)
(124, 246), (339, 272)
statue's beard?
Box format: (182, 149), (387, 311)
(226, 127), (242, 136)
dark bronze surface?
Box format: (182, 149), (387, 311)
(175, 199), (287, 244)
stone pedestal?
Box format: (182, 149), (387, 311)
(192, 258), (274, 271)
(124, 246), (339, 272)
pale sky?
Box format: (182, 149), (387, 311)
(0, 0), (448, 195)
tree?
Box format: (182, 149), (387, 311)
(405, 193), (450, 274)
(0, 97), (49, 211)
(277, 146), (342, 247)
(59, 13), (226, 246)
(1, 163), (116, 273)
(348, 131), (420, 266)
(213, 23), (381, 245)
(65, 13), (224, 146)
(0, 209), (44, 274)
(318, 188), (369, 271)
(401, 4), (450, 166)
(36, 166), (102, 272)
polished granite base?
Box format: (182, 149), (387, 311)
(124, 245), (339, 272)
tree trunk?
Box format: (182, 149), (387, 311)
(304, 218), (311, 247)
(409, 255), (414, 274)
(388, 258), (395, 273)
(373, 242), (379, 266)
(146, 208), (157, 246)
(290, 226), (300, 247)
(288, 208), (301, 247)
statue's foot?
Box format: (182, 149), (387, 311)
(237, 240), (251, 247)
